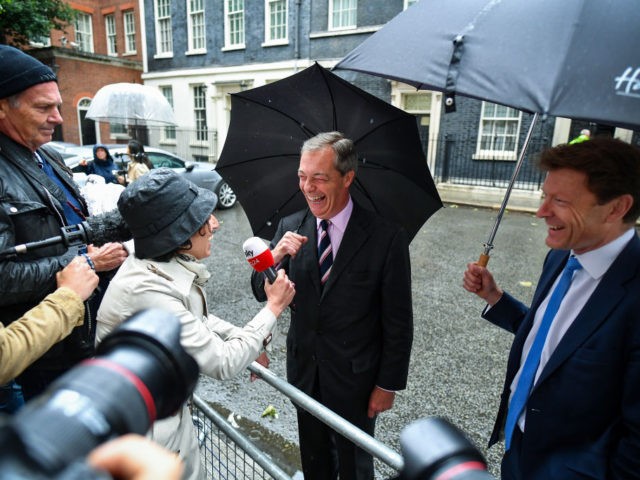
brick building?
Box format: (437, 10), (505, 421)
(27, 0), (143, 145)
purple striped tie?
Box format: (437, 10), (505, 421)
(318, 219), (333, 286)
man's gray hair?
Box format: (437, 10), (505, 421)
(301, 131), (358, 175)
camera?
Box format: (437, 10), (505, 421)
(394, 417), (495, 480)
(0, 309), (199, 479)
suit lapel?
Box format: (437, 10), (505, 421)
(321, 203), (371, 296)
(536, 235), (640, 386)
(296, 202), (372, 298)
(511, 253), (567, 360)
(296, 212), (322, 294)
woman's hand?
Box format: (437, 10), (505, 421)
(264, 269), (295, 317)
(250, 352), (270, 382)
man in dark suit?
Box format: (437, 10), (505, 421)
(251, 132), (413, 480)
(463, 137), (640, 479)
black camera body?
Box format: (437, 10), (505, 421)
(0, 309), (199, 479)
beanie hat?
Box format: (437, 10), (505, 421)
(0, 45), (57, 99)
(118, 168), (218, 259)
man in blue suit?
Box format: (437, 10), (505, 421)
(464, 137), (640, 479)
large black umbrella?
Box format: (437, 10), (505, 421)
(336, 0), (640, 264)
(216, 63), (442, 243)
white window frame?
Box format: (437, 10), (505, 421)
(154, 0), (173, 57)
(223, 0), (245, 50)
(75, 12), (94, 53)
(105, 14), (117, 56)
(29, 34), (51, 47)
(124, 11), (137, 54)
(160, 86), (177, 143)
(329, 0), (357, 31)
(475, 101), (522, 160)
(193, 85), (208, 143)
(187, 0), (206, 53)
(264, 0), (288, 46)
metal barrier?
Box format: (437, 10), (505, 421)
(191, 394), (293, 480)
(190, 361), (404, 479)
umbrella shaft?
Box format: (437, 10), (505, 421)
(483, 112), (540, 253)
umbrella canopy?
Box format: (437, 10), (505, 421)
(216, 63), (442, 243)
(86, 83), (176, 126)
(336, 0), (640, 131)
(336, 0), (640, 264)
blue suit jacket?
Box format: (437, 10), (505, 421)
(484, 233), (640, 479)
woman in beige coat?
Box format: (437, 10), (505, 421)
(117, 139), (153, 185)
(96, 168), (295, 480)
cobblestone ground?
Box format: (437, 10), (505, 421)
(196, 202), (549, 478)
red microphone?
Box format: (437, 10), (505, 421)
(243, 237), (277, 283)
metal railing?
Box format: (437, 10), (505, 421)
(190, 362), (404, 479)
(192, 395), (293, 480)
(139, 126), (219, 163)
(435, 134), (549, 191)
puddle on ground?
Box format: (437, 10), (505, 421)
(205, 400), (302, 476)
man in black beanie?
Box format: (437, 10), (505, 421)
(0, 45), (129, 407)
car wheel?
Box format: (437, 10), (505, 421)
(216, 181), (237, 209)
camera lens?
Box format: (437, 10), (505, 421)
(7, 309), (198, 475)
(399, 417), (493, 480)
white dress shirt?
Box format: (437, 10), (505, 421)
(511, 228), (635, 431)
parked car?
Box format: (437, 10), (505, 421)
(47, 143), (237, 210)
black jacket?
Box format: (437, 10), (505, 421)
(251, 202), (413, 412)
(0, 134), (93, 373)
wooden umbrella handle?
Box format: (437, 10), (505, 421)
(477, 253), (490, 267)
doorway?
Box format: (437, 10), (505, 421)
(78, 98), (97, 145)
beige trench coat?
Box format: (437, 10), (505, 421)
(96, 254), (276, 480)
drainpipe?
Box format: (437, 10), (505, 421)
(294, 0), (301, 60)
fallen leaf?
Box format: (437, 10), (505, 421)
(261, 405), (278, 418)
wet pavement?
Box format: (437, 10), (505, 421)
(197, 201), (550, 478)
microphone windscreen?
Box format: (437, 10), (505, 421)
(85, 209), (132, 245)
(243, 237), (275, 273)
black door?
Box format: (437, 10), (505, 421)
(80, 110), (97, 145)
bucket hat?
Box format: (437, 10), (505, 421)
(118, 168), (217, 258)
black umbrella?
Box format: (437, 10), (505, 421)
(336, 0), (640, 264)
(216, 63), (442, 243)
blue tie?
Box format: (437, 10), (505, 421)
(504, 256), (583, 450)
(318, 220), (333, 286)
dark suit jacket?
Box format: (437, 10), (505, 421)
(484, 233), (640, 479)
(252, 201), (413, 421)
